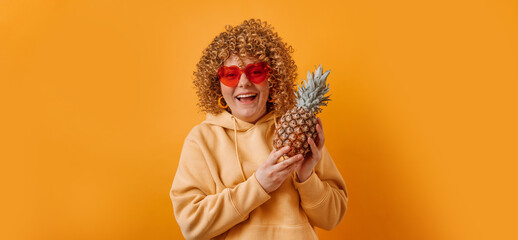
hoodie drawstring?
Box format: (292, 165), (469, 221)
(231, 116), (247, 181)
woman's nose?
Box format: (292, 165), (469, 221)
(237, 73), (251, 87)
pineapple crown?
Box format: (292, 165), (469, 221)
(295, 64), (331, 114)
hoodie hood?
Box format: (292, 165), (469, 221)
(204, 110), (278, 131)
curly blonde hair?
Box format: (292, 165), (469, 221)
(193, 19), (297, 115)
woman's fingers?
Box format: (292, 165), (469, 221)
(308, 137), (319, 156)
(266, 146), (290, 165)
(275, 154), (303, 171)
(316, 124), (325, 148)
(317, 117), (323, 131)
(280, 160), (299, 176)
(316, 118), (325, 149)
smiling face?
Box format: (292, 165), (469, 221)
(220, 54), (269, 123)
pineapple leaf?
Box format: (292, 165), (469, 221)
(295, 64), (332, 113)
(315, 65), (323, 78)
(321, 70), (331, 80)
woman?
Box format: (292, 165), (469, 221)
(170, 19), (347, 240)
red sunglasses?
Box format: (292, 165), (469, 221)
(217, 62), (270, 87)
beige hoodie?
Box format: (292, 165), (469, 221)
(170, 111), (348, 240)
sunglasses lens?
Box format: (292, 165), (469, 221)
(245, 63), (269, 84)
(218, 66), (240, 87)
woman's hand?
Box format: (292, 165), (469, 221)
(296, 118), (325, 182)
(256, 146), (304, 194)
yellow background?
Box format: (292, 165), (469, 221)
(1, 0), (517, 239)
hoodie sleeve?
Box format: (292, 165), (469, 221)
(170, 135), (271, 240)
(292, 145), (348, 230)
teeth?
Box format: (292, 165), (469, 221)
(236, 94), (257, 99)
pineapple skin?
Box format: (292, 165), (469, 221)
(273, 107), (318, 157)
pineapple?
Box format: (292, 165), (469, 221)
(273, 64), (331, 157)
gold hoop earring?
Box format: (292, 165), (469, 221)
(218, 96), (228, 109)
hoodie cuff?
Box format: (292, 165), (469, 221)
(229, 173), (271, 217)
(293, 171), (328, 209)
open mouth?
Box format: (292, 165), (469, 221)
(236, 93), (257, 103)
